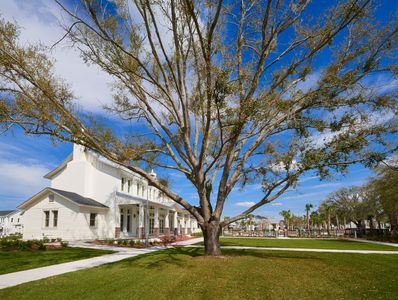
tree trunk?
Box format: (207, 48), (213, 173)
(327, 214), (331, 236)
(203, 221), (222, 256)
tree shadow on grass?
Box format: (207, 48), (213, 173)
(224, 248), (323, 260)
(96, 247), (321, 272)
(97, 247), (203, 270)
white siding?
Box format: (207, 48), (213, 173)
(22, 194), (109, 241)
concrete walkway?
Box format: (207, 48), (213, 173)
(346, 238), (398, 247)
(0, 238), (203, 290)
(0, 247), (162, 290)
(187, 244), (398, 254)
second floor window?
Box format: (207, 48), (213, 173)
(44, 211), (50, 227)
(128, 180), (132, 193)
(121, 178), (125, 191)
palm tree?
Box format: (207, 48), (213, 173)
(279, 210), (292, 236)
(319, 201), (333, 236)
(305, 203), (313, 234)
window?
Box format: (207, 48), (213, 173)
(49, 194), (54, 202)
(159, 219), (164, 234)
(128, 180), (132, 193)
(17, 218), (20, 223)
(52, 211), (58, 227)
(44, 211), (50, 227)
(136, 183), (139, 195)
(142, 186), (145, 197)
(149, 218), (155, 234)
(11, 218), (13, 223)
(127, 213), (131, 232)
(120, 209), (124, 229)
(121, 177), (125, 191)
(89, 213), (97, 227)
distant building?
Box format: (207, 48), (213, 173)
(0, 210), (24, 236)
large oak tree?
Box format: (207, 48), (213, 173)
(1, 0), (397, 255)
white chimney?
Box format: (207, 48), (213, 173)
(149, 169), (157, 181)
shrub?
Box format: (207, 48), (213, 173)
(0, 235), (48, 251)
(160, 235), (176, 246)
(60, 241), (69, 248)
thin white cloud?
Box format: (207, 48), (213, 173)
(270, 202), (282, 206)
(1, 0), (114, 113)
(279, 190), (329, 201)
(234, 201), (256, 207)
(310, 182), (342, 189)
(0, 159), (49, 202)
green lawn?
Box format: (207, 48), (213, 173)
(1, 248), (397, 300)
(197, 237), (398, 251)
(0, 247), (114, 275)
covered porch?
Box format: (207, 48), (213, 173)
(116, 203), (179, 239)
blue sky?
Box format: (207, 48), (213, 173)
(0, 0), (392, 220)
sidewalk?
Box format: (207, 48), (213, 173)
(188, 244), (398, 254)
(0, 247), (162, 290)
(0, 238), (202, 290)
(346, 238), (398, 247)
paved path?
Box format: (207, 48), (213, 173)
(346, 238), (398, 247)
(0, 238), (202, 290)
(187, 244), (398, 254)
(0, 247), (162, 290)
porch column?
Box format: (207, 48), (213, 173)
(153, 207), (159, 237)
(115, 206), (121, 238)
(138, 204), (145, 238)
(164, 210), (170, 236)
(173, 211), (178, 236)
(181, 214), (186, 235)
(190, 217), (195, 235)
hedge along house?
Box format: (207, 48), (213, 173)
(18, 144), (200, 241)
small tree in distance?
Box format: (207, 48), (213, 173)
(0, 0), (397, 255)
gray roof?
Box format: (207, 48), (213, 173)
(49, 188), (108, 208)
(0, 210), (15, 217)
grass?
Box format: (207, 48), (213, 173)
(195, 237), (398, 251)
(0, 247), (114, 275)
(0, 247), (397, 300)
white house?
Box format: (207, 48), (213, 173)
(0, 210), (24, 236)
(18, 144), (200, 240)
